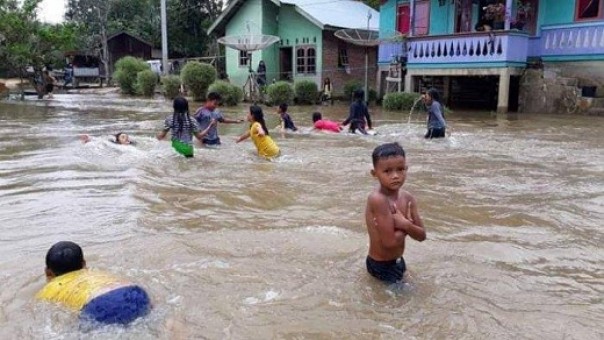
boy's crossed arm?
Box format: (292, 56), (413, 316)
(391, 197), (426, 242)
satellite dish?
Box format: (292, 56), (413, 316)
(217, 35), (280, 53)
(334, 29), (381, 47)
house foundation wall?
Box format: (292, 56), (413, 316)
(519, 61), (604, 115)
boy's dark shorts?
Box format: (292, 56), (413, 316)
(366, 256), (407, 284)
(80, 285), (150, 325)
(202, 137), (221, 146)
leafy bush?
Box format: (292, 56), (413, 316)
(161, 75), (181, 99)
(294, 80), (318, 105)
(266, 81), (294, 105)
(368, 89), (378, 103)
(230, 85), (244, 105)
(382, 92), (422, 111)
(343, 80), (363, 100)
(136, 70), (157, 96)
(113, 56), (149, 95)
(208, 80), (243, 106)
(181, 61), (217, 101)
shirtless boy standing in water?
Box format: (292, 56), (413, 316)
(365, 142), (426, 284)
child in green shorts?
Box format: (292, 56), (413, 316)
(157, 97), (215, 157)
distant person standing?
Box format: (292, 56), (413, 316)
(256, 60), (267, 88)
(43, 70), (57, 99)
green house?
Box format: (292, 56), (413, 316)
(209, 0), (380, 96)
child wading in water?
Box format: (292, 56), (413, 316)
(365, 142), (426, 284)
(277, 103), (297, 133)
(343, 89), (372, 135)
(157, 97), (215, 157)
(423, 88), (447, 139)
(236, 105), (280, 159)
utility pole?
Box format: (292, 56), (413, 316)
(160, 0), (168, 75)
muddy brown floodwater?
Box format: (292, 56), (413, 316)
(0, 93), (602, 339)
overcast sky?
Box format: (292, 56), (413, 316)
(38, 0), (66, 24)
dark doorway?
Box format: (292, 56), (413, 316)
(508, 76), (520, 112)
(450, 76), (498, 111)
(279, 47), (293, 81)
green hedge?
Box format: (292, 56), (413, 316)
(208, 80), (243, 106)
(181, 61), (216, 101)
(343, 80), (363, 100)
(294, 80), (318, 105)
(266, 81), (294, 105)
(113, 57), (149, 95)
(137, 70), (157, 96)
(382, 92), (422, 111)
(161, 75), (181, 99)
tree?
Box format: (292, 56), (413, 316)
(0, 0), (77, 98)
(363, 0), (381, 10)
(166, 0), (223, 57)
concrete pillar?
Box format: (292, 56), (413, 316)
(376, 67), (383, 98)
(409, 0), (415, 37)
(404, 73), (413, 93)
(504, 0), (513, 30)
(497, 68), (511, 113)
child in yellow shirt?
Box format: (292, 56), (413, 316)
(236, 105), (280, 159)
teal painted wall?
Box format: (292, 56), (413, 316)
(429, 0), (453, 35)
(225, 0), (324, 87)
(225, 0), (263, 88)
(278, 5), (323, 83)
(262, 0), (280, 82)
(379, 0), (407, 38)
(540, 0), (575, 26)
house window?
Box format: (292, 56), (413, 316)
(414, 0), (430, 36)
(239, 51), (248, 67)
(338, 47), (349, 68)
(397, 5), (410, 35)
(296, 46), (316, 74)
(576, 0), (602, 20)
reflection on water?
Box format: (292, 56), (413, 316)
(0, 94), (603, 339)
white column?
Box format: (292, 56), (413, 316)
(504, 0), (513, 30)
(409, 0), (415, 37)
(497, 68), (511, 113)
(404, 73), (413, 93)
(160, 0), (169, 76)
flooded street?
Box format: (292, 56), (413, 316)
(0, 93), (602, 339)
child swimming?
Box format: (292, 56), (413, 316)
(36, 241), (151, 326)
(365, 142), (426, 284)
(312, 112), (342, 133)
(157, 96), (216, 157)
(79, 132), (136, 145)
(236, 105), (280, 159)
(194, 92), (245, 146)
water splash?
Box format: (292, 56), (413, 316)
(407, 97), (424, 131)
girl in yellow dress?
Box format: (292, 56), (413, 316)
(236, 105), (280, 159)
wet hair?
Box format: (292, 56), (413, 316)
(114, 132), (125, 144)
(323, 77), (331, 85)
(426, 88), (441, 103)
(279, 103), (288, 113)
(45, 241), (84, 276)
(372, 142), (406, 166)
(207, 92), (221, 102)
(250, 105), (270, 136)
(172, 96), (192, 137)
(312, 112), (322, 123)
(353, 89), (364, 101)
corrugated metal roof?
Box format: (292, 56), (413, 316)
(281, 0), (379, 30)
(208, 0), (379, 35)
